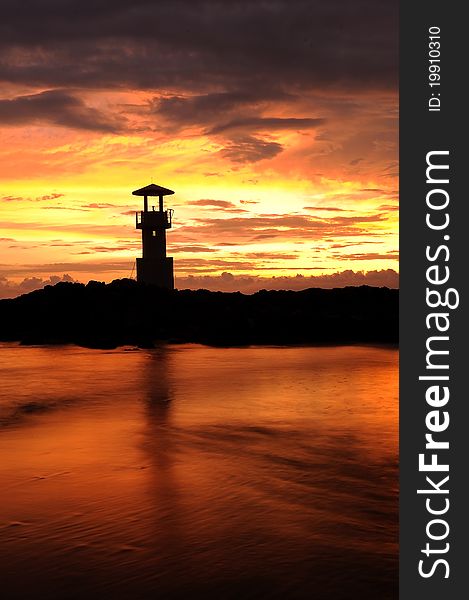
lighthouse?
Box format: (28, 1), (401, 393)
(133, 183), (174, 289)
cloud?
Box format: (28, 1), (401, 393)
(0, 1), (397, 93)
(41, 206), (89, 211)
(1, 196), (23, 202)
(2, 193), (64, 202)
(207, 117), (325, 135)
(72, 242), (140, 254)
(242, 252), (299, 260)
(0, 1), (398, 284)
(172, 212), (391, 244)
(0, 1), (398, 178)
(0, 261), (133, 277)
(199, 118), (325, 164)
(378, 204), (398, 211)
(218, 136), (283, 163)
(188, 199), (238, 209)
(185, 199), (248, 213)
(0, 269), (398, 298)
(0, 220), (132, 237)
(172, 245), (216, 253)
(151, 91), (287, 130)
(39, 193), (65, 201)
(0, 274), (76, 299)
(304, 206), (347, 212)
(329, 241), (381, 249)
(82, 203), (121, 209)
(0, 90), (123, 132)
(334, 252), (399, 261)
(175, 269), (399, 293)
(162, 99), (326, 163)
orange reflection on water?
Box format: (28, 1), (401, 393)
(0, 344), (398, 599)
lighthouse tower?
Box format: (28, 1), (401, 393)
(133, 183), (174, 289)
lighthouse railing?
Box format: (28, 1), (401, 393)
(136, 210), (173, 228)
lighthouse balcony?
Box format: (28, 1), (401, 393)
(136, 209), (173, 229)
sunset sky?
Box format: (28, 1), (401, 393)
(0, 0), (398, 297)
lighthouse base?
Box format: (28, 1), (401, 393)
(136, 257), (174, 289)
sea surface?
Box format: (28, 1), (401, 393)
(0, 343), (398, 599)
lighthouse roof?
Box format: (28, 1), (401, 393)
(132, 183), (175, 196)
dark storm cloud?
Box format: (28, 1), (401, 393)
(218, 136), (283, 163)
(0, 1), (397, 91)
(208, 117), (325, 135)
(152, 94), (326, 162)
(153, 92), (258, 121)
(0, 90), (123, 132)
(151, 93), (323, 147)
(151, 91), (290, 128)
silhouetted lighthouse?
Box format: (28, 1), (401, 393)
(133, 183), (174, 289)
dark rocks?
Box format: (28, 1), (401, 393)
(0, 279), (398, 349)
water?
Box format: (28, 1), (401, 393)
(0, 343), (398, 599)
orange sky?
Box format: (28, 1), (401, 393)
(0, 1), (398, 296)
